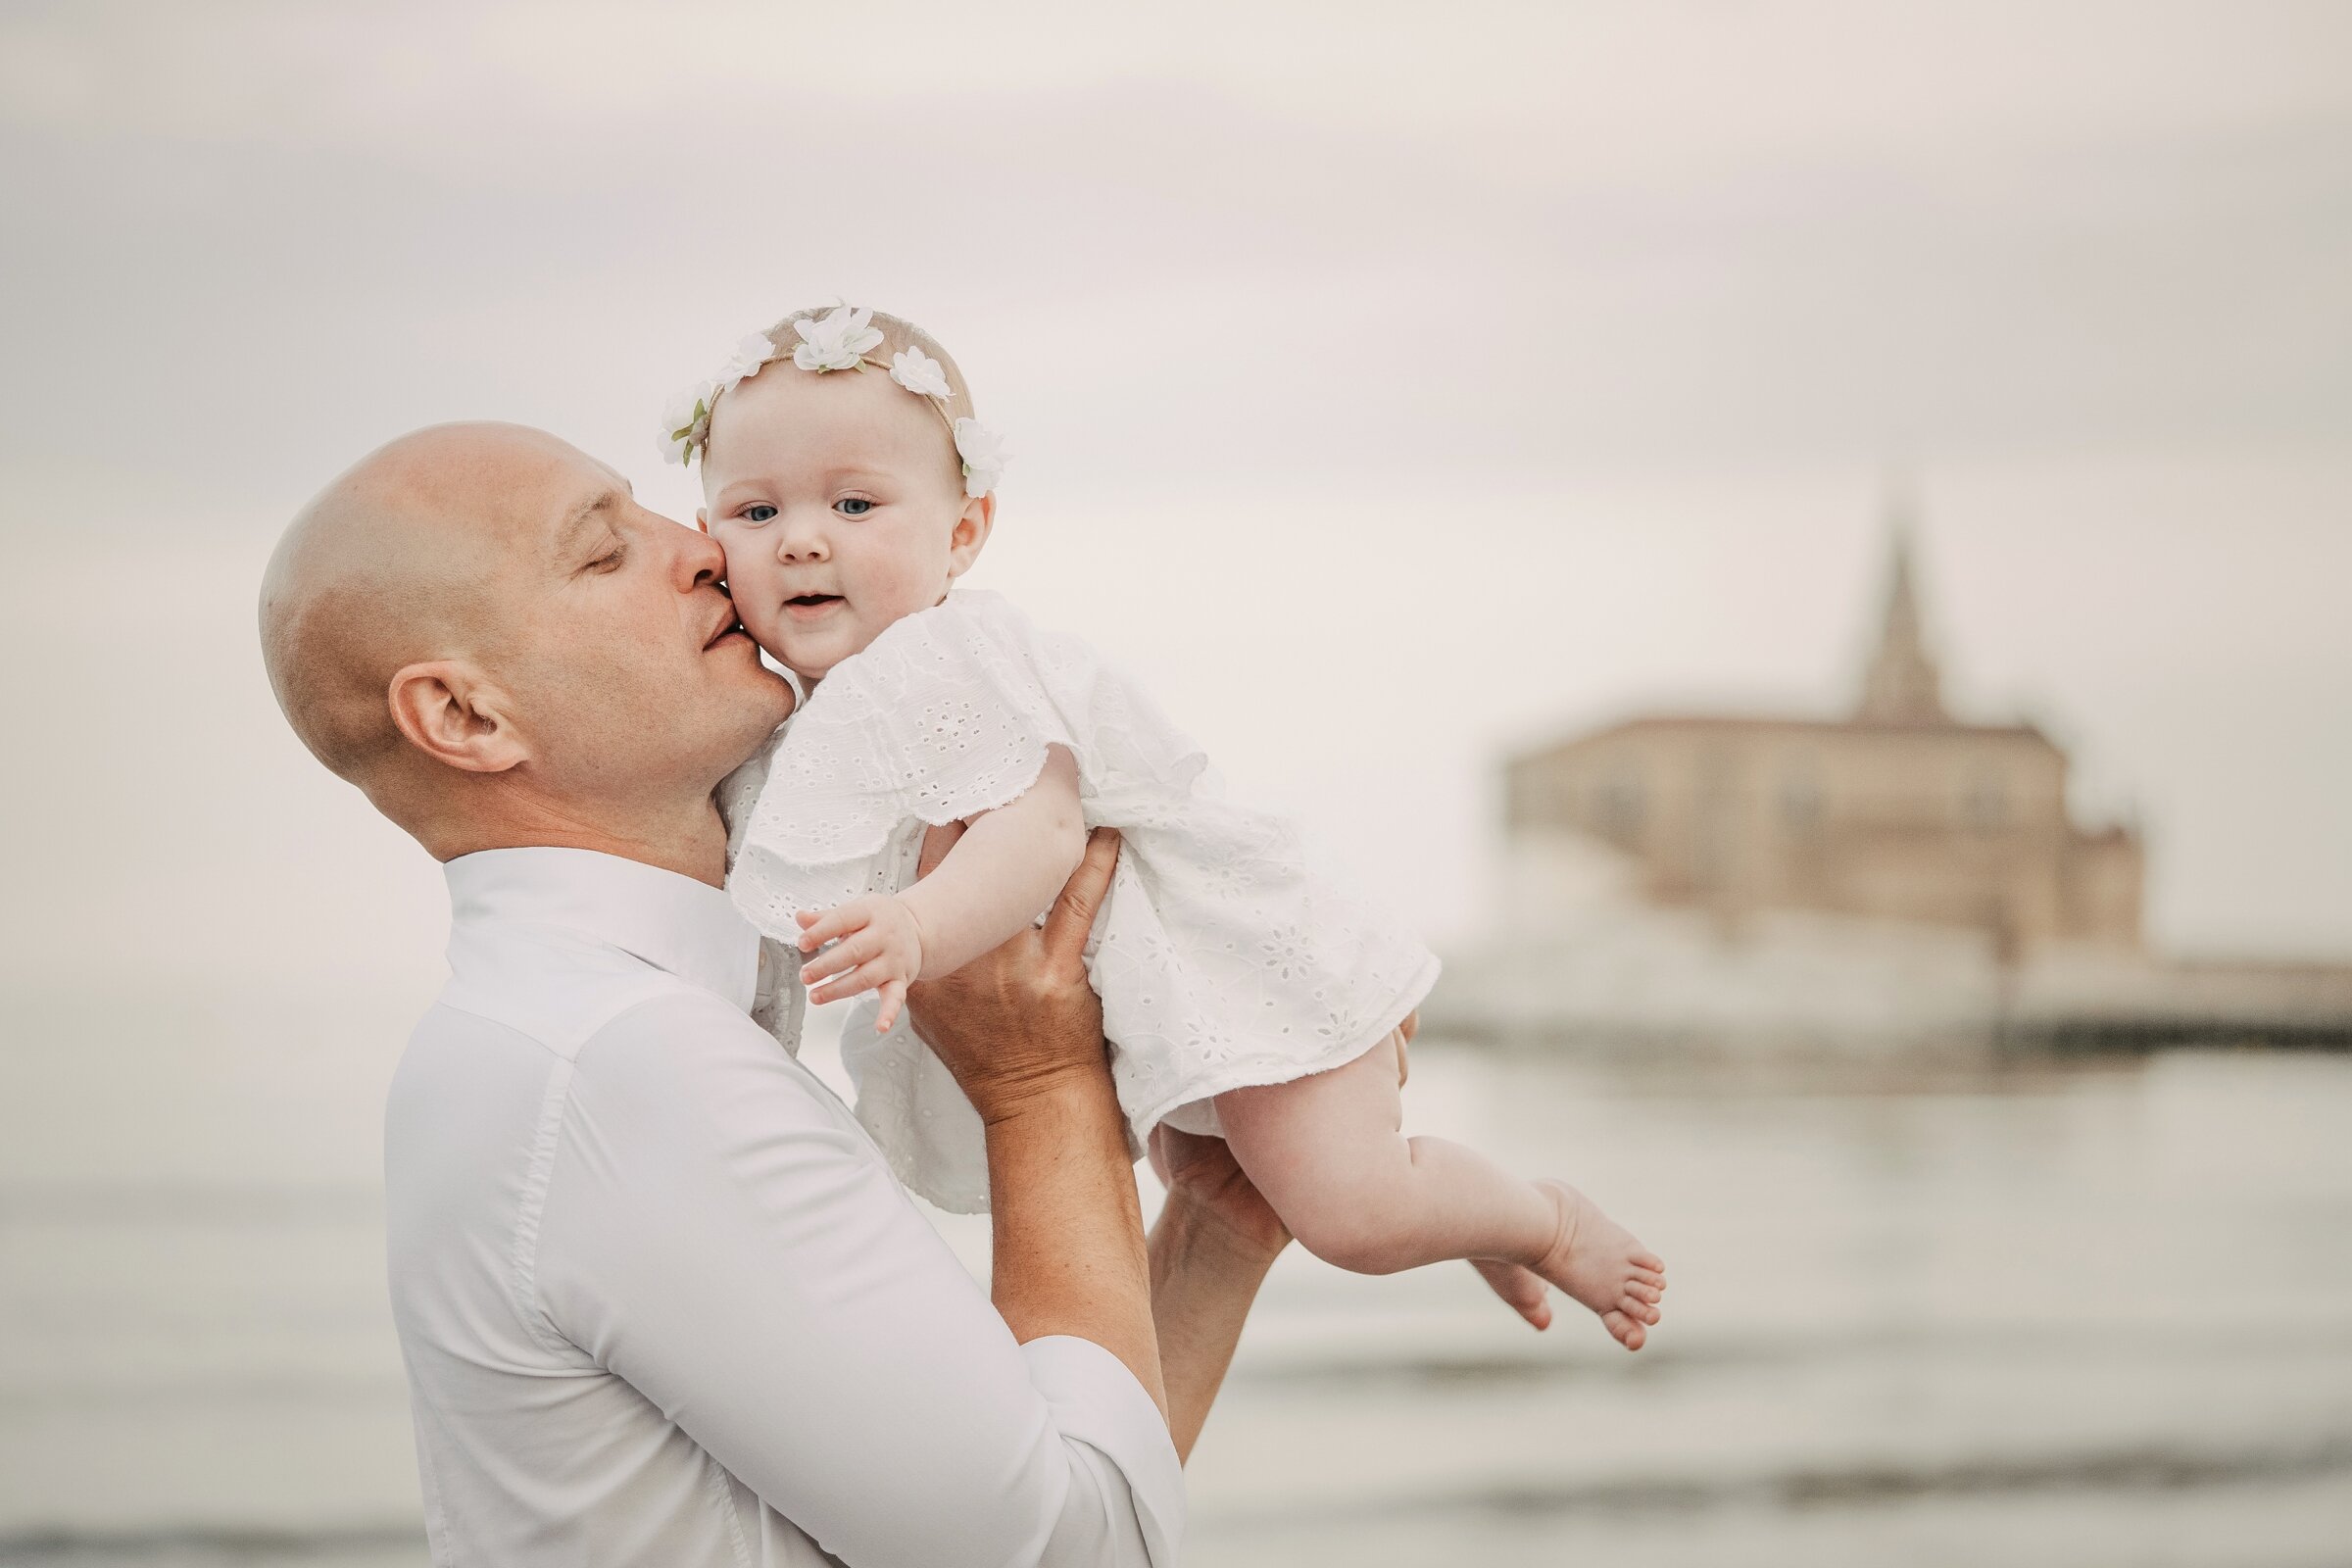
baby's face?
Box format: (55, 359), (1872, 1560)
(700, 361), (988, 680)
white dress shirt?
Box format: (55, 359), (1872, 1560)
(384, 847), (1182, 1567)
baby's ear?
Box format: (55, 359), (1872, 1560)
(946, 493), (996, 578)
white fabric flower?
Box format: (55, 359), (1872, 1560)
(658, 379), (716, 466)
(953, 417), (1008, 498)
(717, 332), (781, 393)
(889, 345), (953, 399)
(792, 305), (884, 372)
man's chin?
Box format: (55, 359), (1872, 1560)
(714, 658), (796, 723)
(752, 666), (799, 714)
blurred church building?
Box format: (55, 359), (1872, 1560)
(1439, 497), (2351, 1053)
(1501, 513), (2143, 956)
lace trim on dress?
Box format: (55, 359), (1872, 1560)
(755, 604), (1084, 848)
(731, 596), (1106, 930)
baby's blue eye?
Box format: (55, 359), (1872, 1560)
(742, 504), (778, 523)
(835, 498), (874, 517)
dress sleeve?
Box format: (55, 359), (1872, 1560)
(729, 592), (1085, 935)
(531, 991), (1181, 1568)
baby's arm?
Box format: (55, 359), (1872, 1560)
(797, 747), (1086, 1030)
(901, 746), (1087, 975)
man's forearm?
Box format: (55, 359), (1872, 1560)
(985, 1079), (1168, 1419)
(1148, 1192), (1282, 1462)
(910, 825), (1173, 1429)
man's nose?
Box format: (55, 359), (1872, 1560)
(674, 516), (727, 591)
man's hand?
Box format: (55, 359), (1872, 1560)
(1148, 1124), (1290, 1262)
(905, 826), (1121, 1126)
(797, 894), (925, 1031)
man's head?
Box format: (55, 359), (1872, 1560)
(259, 422), (791, 862)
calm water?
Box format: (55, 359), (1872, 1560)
(4, 985), (2350, 1566)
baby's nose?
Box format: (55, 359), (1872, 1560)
(776, 523), (829, 562)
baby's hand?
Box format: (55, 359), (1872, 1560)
(796, 895), (926, 1032)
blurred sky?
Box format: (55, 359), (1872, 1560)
(2, 0), (2349, 991)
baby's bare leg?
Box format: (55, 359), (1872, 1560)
(1215, 1033), (1667, 1348)
(1218, 1033), (1553, 1269)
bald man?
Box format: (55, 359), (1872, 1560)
(260, 423), (1290, 1566)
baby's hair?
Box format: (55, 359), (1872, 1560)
(760, 306), (978, 427)
(672, 303), (1004, 488)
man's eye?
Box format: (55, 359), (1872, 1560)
(835, 498), (874, 517)
(742, 504), (778, 524)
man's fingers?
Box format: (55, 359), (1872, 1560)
(1040, 827), (1120, 964)
(916, 820), (967, 880)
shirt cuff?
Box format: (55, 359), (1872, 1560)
(1020, 1335), (1185, 1565)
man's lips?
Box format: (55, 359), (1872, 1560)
(703, 610), (748, 651)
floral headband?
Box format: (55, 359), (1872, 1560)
(658, 305), (1008, 499)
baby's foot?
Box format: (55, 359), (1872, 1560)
(1469, 1258), (1554, 1331)
(1531, 1180), (1665, 1350)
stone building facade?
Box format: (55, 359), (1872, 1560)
(1502, 522), (2144, 953)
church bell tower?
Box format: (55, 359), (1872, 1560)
(1856, 487), (1950, 725)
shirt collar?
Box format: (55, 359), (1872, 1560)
(444, 847), (760, 1012)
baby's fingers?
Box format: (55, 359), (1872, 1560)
(808, 958), (895, 1008)
(801, 928), (884, 986)
(873, 979), (908, 1034)
(796, 903), (868, 954)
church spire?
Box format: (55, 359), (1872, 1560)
(1856, 480), (1949, 724)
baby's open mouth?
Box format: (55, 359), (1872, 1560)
(785, 594), (843, 611)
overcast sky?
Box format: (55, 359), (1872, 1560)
(3, 0), (2347, 989)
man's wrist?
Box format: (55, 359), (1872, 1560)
(1153, 1183), (1288, 1274)
(970, 1059), (1120, 1132)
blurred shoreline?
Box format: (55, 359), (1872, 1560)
(6, 1006), (2349, 1567)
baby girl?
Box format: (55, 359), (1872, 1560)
(661, 305), (1666, 1348)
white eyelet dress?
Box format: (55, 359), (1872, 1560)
(720, 589), (1440, 1214)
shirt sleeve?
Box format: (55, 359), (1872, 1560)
(531, 991), (1182, 1568)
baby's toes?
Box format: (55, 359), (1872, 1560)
(1623, 1279), (1662, 1306)
(1619, 1293), (1661, 1326)
(1602, 1309), (1646, 1351)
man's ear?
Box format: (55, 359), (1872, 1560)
(945, 493), (996, 580)
(386, 661), (528, 775)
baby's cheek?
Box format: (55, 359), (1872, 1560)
(738, 607), (793, 665)
(871, 554), (952, 621)
(714, 542), (783, 653)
